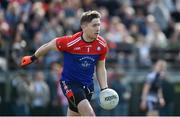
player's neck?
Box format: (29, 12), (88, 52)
(82, 33), (95, 43)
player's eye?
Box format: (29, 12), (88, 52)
(93, 23), (100, 27)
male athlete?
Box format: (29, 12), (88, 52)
(21, 11), (108, 116)
(140, 59), (166, 116)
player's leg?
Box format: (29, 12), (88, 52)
(67, 84), (95, 116)
(67, 107), (80, 116)
(60, 81), (95, 116)
(146, 101), (159, 116)
(60, 81), (80, 116)
(77, 99), (95, 116)
(77, 85), (95, 116)
(147, 110), (159, 116)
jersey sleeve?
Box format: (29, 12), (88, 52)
(56, 36), (69, 51)
(99, 45), (109, 61)
(145, 72), (155, 84)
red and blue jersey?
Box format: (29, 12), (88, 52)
(56, 32), (108, 86)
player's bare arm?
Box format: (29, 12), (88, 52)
(141, 83), (150, 100)
(34, 39), (57, 58)
(140, 83), (150, 110)
(158, 88), (165, 107)
(21, 39), (58, 67)
(96, 60), (108, 90)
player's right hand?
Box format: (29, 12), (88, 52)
(140, 100), (146, 111)
(159, 98), (165, 107)
(21, 56), (33, 67)
(100, 87), (108, 91)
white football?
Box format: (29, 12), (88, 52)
(99, 88), (119, 110)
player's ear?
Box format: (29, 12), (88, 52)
(81, 23), (87, 30)
(81, 24), (85, 30)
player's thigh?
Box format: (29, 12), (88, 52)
(77, 86), (95, 116)
(77, 99), (95, 116)
(67, 107), (80, 116)
(60, 81), (90, 112)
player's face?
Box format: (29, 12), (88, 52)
(85, 18), (101, 40)
(154, 60), (167, 72)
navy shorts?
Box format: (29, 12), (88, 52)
(147, 100), (159, 112)
(60, 80), (94, 112)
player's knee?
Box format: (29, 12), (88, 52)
(86, 107), (95, 116)
(83, 109), (95, 116)
(87, 111), (95, 116)
(77, 99), (95, 116)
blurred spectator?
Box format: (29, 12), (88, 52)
(30, 71), (50, 116)
(10, 71), (33, 116)
(136, 35), (152, 67)
(169, 23), (180, 49)
(0, 57), (7, 71)
(106, 16), (124, 43)
(171, 0), (180, 22)
(46, 62), (68, 115)
(146, 19), (168, 49)
(105, 14), (135, 69)
(5, 2), (21, 31)
(117, 35), (135, 69)
(0, 29), (7, 71)
(82, 0), (96, 11)
(9, 23), (27, 70)
(148, 0), (172, 31)
(98, 7), (109, 36)
(140, 59), (167, 116)
(116, 4), (135, 30)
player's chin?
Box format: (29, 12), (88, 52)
(94, 33), (99, 38)
(93, 36), (98, 39)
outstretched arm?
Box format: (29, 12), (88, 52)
(34, 39), (57, 58)
(21, 39), (58, 66)
(96, 60), (108, 90)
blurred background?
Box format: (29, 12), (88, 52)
(0, 0), (180, 116)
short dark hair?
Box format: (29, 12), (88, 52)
(80, 10), (101, 25)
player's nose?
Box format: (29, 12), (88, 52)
(96, 30), (100, 34)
